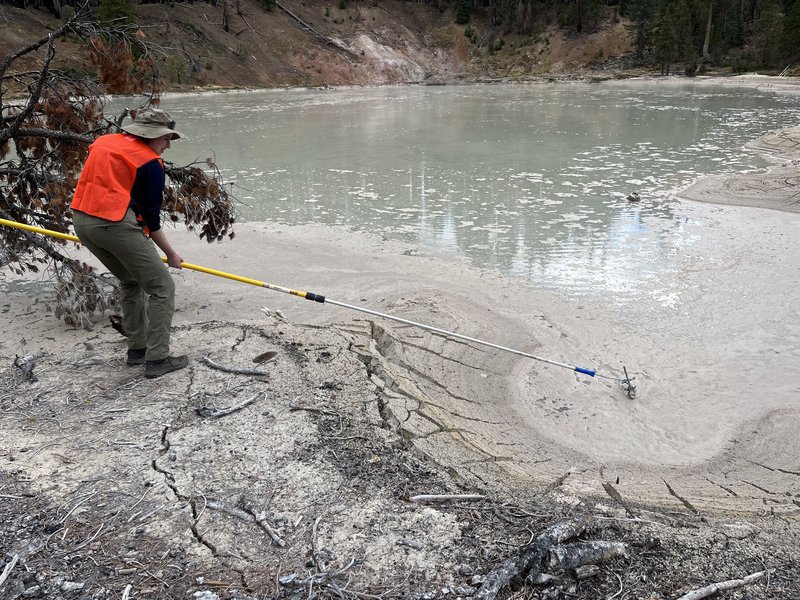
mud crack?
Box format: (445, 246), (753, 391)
(150, 425), (218, 556)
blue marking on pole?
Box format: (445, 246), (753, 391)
(575, 366), (596, 377)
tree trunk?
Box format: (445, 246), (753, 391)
(702, 1), (713, 61)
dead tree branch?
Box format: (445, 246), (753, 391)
(548, 541), (628, 570)
(195, 392), (263, 418)
(409, 494), (486, 503)
(475, 517), (590, 600)
(241, 498), (285, 547)
(676, 570), (769, 600)
(274, 0), (360, 60)
(198, 355), (269, 377)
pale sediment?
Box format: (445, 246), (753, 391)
(679, 124), (800, 213)
(2, 115), (799, 521)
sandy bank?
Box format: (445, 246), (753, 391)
(680, 123), (800, 213)
(2, 206), (798, 517)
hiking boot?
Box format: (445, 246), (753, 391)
(145, 355), (189, 379)
(126, 348), (147, 366)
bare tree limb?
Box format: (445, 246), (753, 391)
(676, 570), (769, 600)
(195, 392), (262, 418)
(242, 499), (285, 547)
(548, 541), (628, 570)
(199, 355), (269, 376)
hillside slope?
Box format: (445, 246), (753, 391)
(1, 0), (636, 90)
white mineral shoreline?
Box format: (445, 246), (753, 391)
(2, 79), (799, 511)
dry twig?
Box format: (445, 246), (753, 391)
(195, 392), (262, 418)
(409, 494), (485, 503)
(198, 355), (269, 377)
(242, 499), (285, 547)
(676, 570), (769, 600)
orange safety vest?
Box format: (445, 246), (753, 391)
(71, 133), (163, 222)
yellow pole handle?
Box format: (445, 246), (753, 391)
(0, 217), (278, 290)
(0, 218), (621, 382)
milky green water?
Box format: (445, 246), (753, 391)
(154, 81), (800, 308)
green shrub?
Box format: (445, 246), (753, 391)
(98, 0), (134, 25)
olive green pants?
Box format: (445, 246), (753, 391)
(73, 210), (174, 361)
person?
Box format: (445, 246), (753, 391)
(71, 108), (189, 379)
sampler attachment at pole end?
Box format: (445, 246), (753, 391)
(621, 366), (637, 399)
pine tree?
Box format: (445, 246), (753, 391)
(782, 0), (800, 63)
(456, 0), (471, 25)
(753, 0), (784, 65)
(654, 0), (694, 73)
(627, 0), (657, 59)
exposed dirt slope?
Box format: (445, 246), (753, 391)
(0, 1), (636, 90)
(1, 305), (797, 599)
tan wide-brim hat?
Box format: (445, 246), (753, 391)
(121, 108), (184, 140)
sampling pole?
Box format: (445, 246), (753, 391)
(0, 217), (632, 385)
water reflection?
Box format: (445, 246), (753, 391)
(152, 83), (800, 306)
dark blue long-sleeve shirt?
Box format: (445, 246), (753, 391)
(129, 159), (165, 233)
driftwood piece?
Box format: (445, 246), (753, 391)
(195, 392), (262, 418)
(676, 570), (768, 600)
(475, 517), (590, 600)
(548, 541), (628, 570)
(409, 494), (485, 504)
(199, 355), (269, 377)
